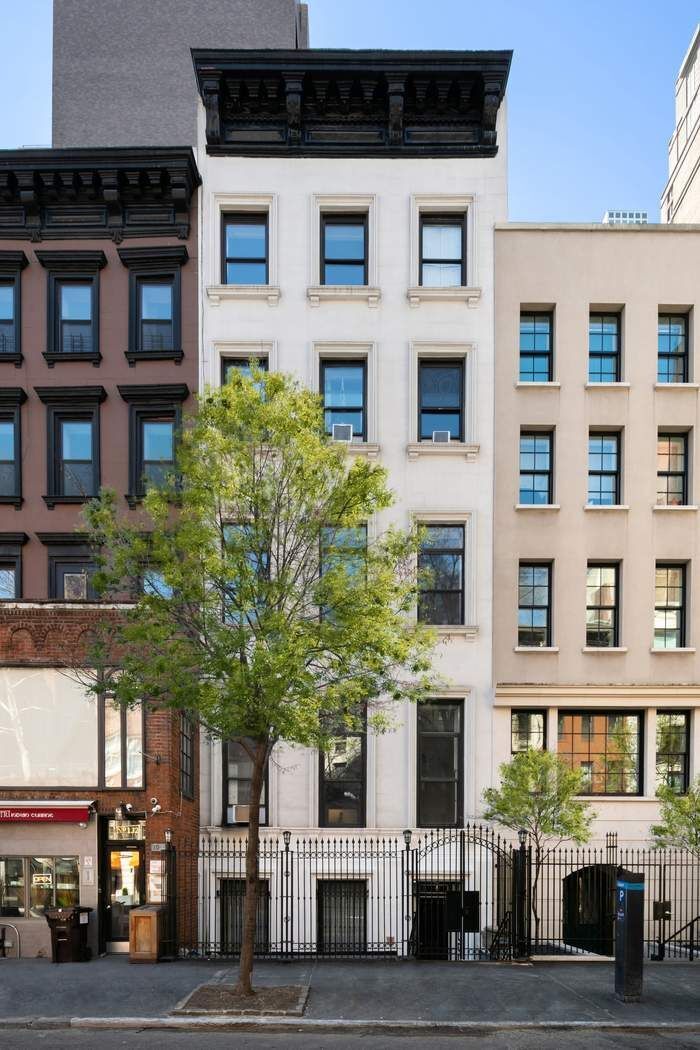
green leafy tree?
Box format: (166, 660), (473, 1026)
(82, 369), (437, 995)
(652, 778), (700, 856)
(482, 750), (594, 944)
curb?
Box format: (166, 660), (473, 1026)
(4, 1017), (700, 1034)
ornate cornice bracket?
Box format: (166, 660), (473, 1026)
(386, 75), (406, 147)
(283, 73), (304, 145)
(200, 71), (222, 145)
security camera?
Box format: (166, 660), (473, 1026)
(124, 803), (133, 813)
(150, 797), (158, 806)
(150, 796), (162, 814)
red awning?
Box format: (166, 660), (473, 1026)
(0, 801), (95, 823)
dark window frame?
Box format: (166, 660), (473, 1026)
(658, 313), (689, 384)
(656, 710), (690, 794)
(221, 212), (269, 285)
(557, 709), (644, 796)
(518, 561), (552, 648)
(586, 562), (620, 648)
(318, 713), (367, 829)
(221, 738), (269, 828)
(118, 384), (189, 507)
(35, 387), (107, 509)
(519, 430), (554, 505)
(418, 358), (464, 442)
(36, 535), (98, 601)
(36, 251), (106, 368)
(0, 389), (25, 507)
(588, 312), (621, 383)
(118, 246), (188, 365)
(416, 698), (463, 828)
(0, 251), (27, 367)
(98, 694), (145, 790)
(510, 709), (547, 753)
(320, 212), (368, 286)
(588, 431), (621, 506)
(320, 358), (367, 441)
(179, 713), (195, 799)
(419, 213), (467, 287)
(654, 562), (686, 650)
(417, 523), (465, 626)
(519, 311), (553, 383)
(657, 432), (688, 506)
(0, 533), (27, 600)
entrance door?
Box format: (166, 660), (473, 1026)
(103, 845), (145, 952)
(563, 864), (616, 955)
(413, 880), (461, 960)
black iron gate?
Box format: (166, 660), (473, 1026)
(176, 825), (526, 960)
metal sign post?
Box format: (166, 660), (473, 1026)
(614, 867), (644, 1002)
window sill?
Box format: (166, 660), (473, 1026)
(43, 351), (101, 368)
(654, 382), (700, 390)
(346, 442), (381, 460)
(0, 495), (22, 508)
(307, 285), (381, 307)
(581, 646), (628, 653)
(0, 353), (23, 368)
(652, 504), (698, 512)
(125, 349), (184, 367)
(43, 495), (93, 509)
(650, 646), (696, 654)
(207, 284), (280, 306)
(514, 646), (559, 653)
(584, 504), (629, 512)
(515, 503), (560, 511)
(436, 624), (479, 639)
(584, 382), (630, 389)
(407, 442), (479, 462)
(125, 493), (145, 509)
(515, 381), (560, 389)
(407, 286), (481, 308)
(574, 795), (649, 802)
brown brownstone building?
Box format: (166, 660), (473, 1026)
(0, 147), (200, 957)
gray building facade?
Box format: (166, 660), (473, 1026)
(52, 0), (309, 147)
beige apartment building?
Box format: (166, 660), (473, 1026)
(662, 24), (700, 222)
(493, 223), (700, 844)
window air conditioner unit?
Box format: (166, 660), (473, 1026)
(432, 430), (451, 443)
(332, 423), (353, 442)
(232, 805), (250, 823)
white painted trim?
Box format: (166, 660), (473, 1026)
(583, 504), (630, 512)
(209, 191), (279, 288)
(515, 504), (561, 511)
(310, 192), (378, 287)
(311, 341), (378, 445)
(407, 286), (481, 308)
(408, 341), (477, 446)
(515, 381), (561, 389)
(206, 284), (280, 306)
(652, 504), (699, 511)
(210, 340), (278, 389)
(307, 285), (381, 307)
(409, 193), (476, 288)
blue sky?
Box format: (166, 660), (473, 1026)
(0, 0), (697, 221)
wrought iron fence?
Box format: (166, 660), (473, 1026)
(175, 825), (520, 961)
(172, 829), (700, 962)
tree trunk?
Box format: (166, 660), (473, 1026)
(235, 738), (268, 997)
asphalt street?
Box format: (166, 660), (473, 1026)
(3, 1029), (700, 1049)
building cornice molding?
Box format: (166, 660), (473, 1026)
(36, 250), (107, 272)
(117, 383), (190, 404)
(192, 48), (511, 157)
(35, 385), (107, 405)
(0, 251), (28, 272)
(117, 245), (189, 269)
(0, 147), (200, 242)
(0, 387), (27, 405)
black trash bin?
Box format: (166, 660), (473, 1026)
(45, 906), (93, 963)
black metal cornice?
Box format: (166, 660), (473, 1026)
(192, 48), (512, 157)
(0, 147), (201, 242)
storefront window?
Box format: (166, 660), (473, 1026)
(29, 857), (55, 917)
(55, 856), (80, 908)
(0, 857), (25, 916)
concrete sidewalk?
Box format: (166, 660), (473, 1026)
(1, 957), (699, 1031)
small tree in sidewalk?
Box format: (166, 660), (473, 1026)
(82, 369), (437, 995)
(652, 778), (700, 857)
(482, 749), (594, 945)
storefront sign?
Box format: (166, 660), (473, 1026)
(107, 819), (146, 841)
(0, 803), (93, 823)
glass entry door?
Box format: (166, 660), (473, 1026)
(104, 846), (144, 950)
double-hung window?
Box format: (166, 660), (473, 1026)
(419, 215), (466, 287)
(102, 697), (143, 788)
(418, 525), (464, 626)
(658, 314), (688, 383)
(519, 312), (552, 382)
(588, 314), (620, 382)
(319, 525), (367, 620)
(222, 214), (268, 284)
(518, 563), (551, 647)
(657, 433), (688, 505)
(0, 282), (15, 355)
(37, 251), (105, 366)
(223, 739), (267, 825)
(0, 252), (26, 363)
(588, 432), (620, 505)
(222, 356), (269, 386)
(42, 538), (99, 600)
(419, 360), (464, 441)
(558, 711), (641, 795)
(119, 385), (188, 505)
(319, 715), (366, 828)
(511, 711), (546, 752)
(57, 282), (93, 354)
(417, 700), (462, 827)
(180, 714), (195, 798)
(0, 393), (22, 506)
(0, 535), (24, 600)
(586, 563), (619, 647)
(58, 420), (95, 498)
(321, 359), (366, 441)
(138, 280), (174, 353)
(36, 386), (105, 507)
(654, 564), (686, 649)
(119, 246), (187, 363)
(519, 432), (553, 504)
(321, 214), (367, 286)
(656, 712), (690, 793)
